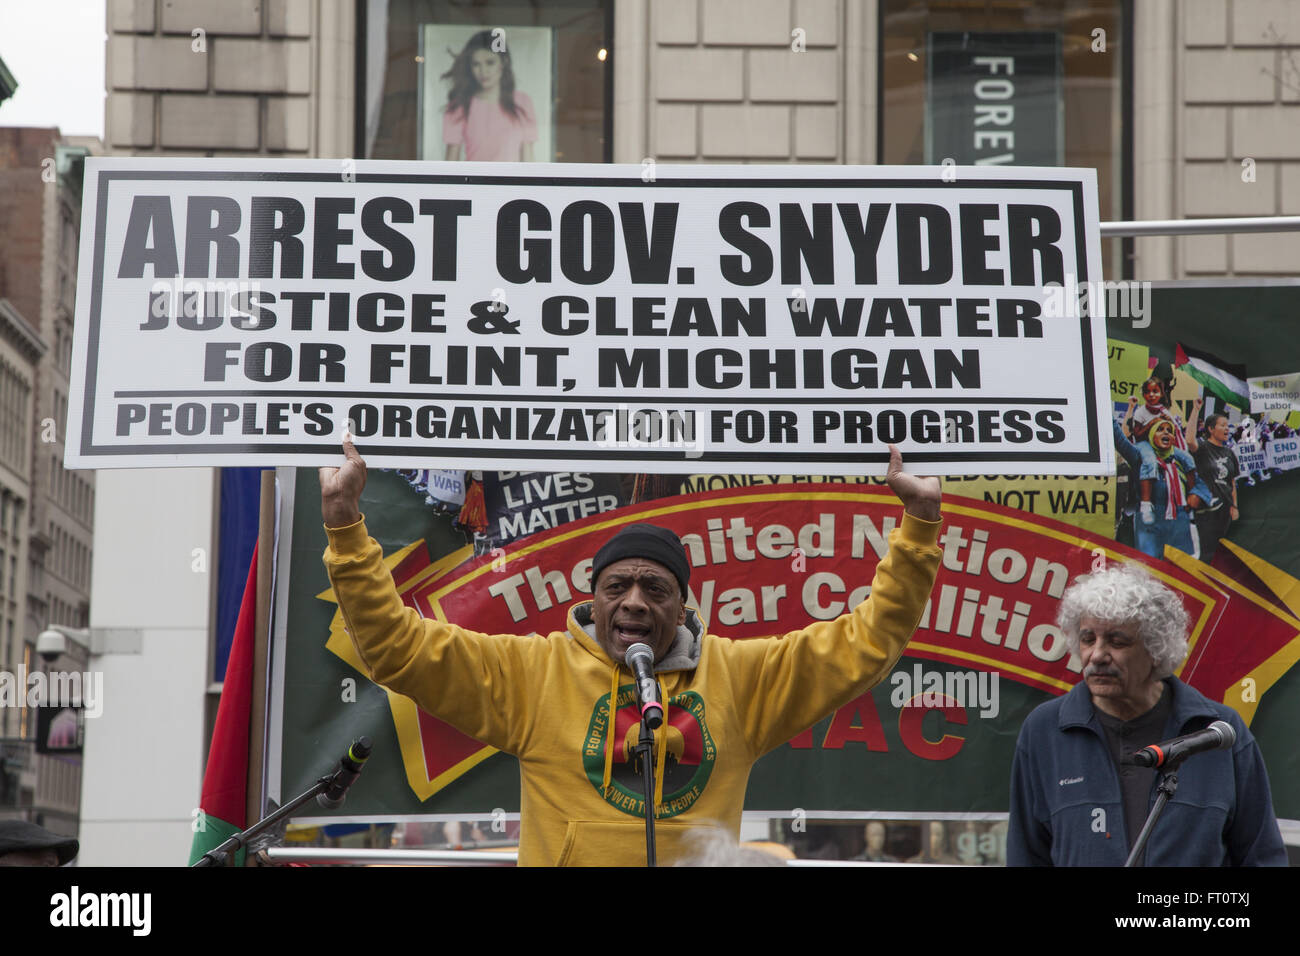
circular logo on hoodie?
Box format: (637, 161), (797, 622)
(581, 687), (716, 818)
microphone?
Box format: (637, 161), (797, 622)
(316, 736), (373, 809)
(1126, 720), (1236, 769)
(624, 643), (664, 730)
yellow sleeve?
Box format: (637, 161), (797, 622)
(322, 516), (546, 755)
(718, 512), (942, 757)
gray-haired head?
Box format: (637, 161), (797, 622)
(1057, 565), (1189, 679)
(673, 824), (789, 867)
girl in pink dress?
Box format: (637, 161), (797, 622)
(441, 31), (537, 162)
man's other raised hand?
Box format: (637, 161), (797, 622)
(319, 436), (367, 528)
(885, 444), (942, 522)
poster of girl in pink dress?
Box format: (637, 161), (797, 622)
(420, 25), (554, 163)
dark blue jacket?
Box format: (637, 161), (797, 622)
(1008, 677), (1287, 866)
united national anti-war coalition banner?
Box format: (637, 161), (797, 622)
(272, 282), (1300, 824)
(66, 158), (1111, 476)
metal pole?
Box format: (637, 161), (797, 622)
(1101, 216), (1300, 237)
(264, 846), (519, 865)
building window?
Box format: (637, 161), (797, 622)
(361, 0), (612, 164)
(880, 0), (1129, 276)
(0, 367), (31, 471)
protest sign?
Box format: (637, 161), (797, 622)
(1265, 437), (1299, 472)
(68, 158), (1111, 475)
(1107, 337), (1149, 402)
(1236, 441), (1267, 475)
(1249, 373), (1300, 414)
(478, 470), (628, 550)
(939, 473), (1114, 537)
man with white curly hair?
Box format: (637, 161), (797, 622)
(1007, 565), (1286, 866)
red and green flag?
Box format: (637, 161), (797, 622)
(1175, 342), (1250, 409)
(188, 542), (257, 865)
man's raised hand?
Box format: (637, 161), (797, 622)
(885, 444), (941, 522)
(319, 436), (367, 528)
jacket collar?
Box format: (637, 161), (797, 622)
(1059, 676), (1219, 732)
(565, 600), (703, 673)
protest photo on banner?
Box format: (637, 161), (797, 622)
(1104, 285), (1300, 566)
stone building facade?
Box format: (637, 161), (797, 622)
(0, 125), (96, 834)
(106, 0), (353, 158)
(104, 0), (1300, 278)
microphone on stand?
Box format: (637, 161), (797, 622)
(624, 643), (663, 730)
(317, 736), (373, 809)
(1125, 720), (1235, 769)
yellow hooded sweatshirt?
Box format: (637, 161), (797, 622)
(323, 511), (941, 866)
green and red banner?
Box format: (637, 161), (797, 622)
(274, 282), (1300, 820)
(303, 484), (1298, 813)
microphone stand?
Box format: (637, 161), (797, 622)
(635, 712), (658, 867)
(193, 738), (371, 867)
(1124, 766), (1180, 867)
(193, 773), (336, 867)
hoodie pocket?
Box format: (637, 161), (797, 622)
(556, 820), (705, 866)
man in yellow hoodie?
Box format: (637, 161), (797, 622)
(321, 440), (942, 865)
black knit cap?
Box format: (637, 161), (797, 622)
(0, 820), (79, 865)
(592, 523), (690, 595)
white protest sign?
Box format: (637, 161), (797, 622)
(411, 468), (467, 507)
(1265, 437), (1300, 472)
(1235, 441), (1267, 474)
(67, 159), (1111, 474)
(1249, 373), (1300, 414)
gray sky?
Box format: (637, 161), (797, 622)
(0, 1), (106, 138)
